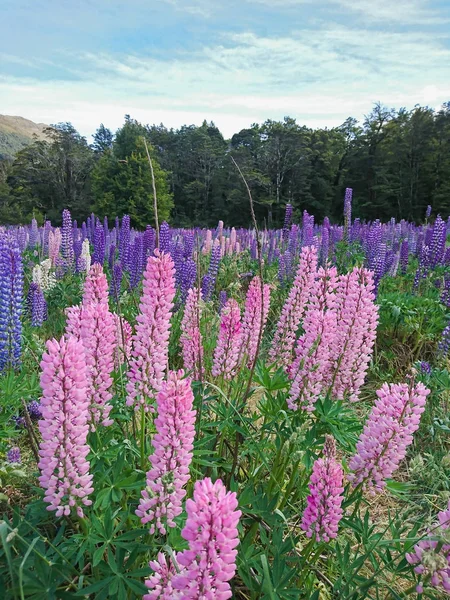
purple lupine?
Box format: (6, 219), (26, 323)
(27, 282), (47, 327)
(119, 215), (130, 269)
(43, 220), (51, 254)
(93, 223), (105, 265)
(201, 243), (221, 301)
(302, 211), (314, 247)
(301, 436), (344, 542)
(429, 215), (446, 267)
(27, 400), (42, 420)
(183, 231), (195, 258)
(73, 239), (82, 272)
(180, 258), (197, 305)
(439, 321), (450, 354)
(399, 240), (409, 274)
(283, 203), (293, 239)
(7, 447), (21, 464)
(321, 223), (330, 266)
(61, 209), (75, 270)
(108, 244), (116, 269)
(218, 290), (228, 313)
(348, 381), (430, 492)
(419, 361), (431, 375)
(344, 187), (352, 235)
(29, 218), (39, 248)
(373, 243), (387, 294)
(110, 262), (123, 302)
(130, 235), (144, 289)
(425, 205), (432, 219)
(441, 274), (450, 308)
(0, 234), (23, 371)
(159, 222), (170, 253)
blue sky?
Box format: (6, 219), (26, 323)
(1, 0), (450, 140)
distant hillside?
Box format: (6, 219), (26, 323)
(0, 115), (50, 160)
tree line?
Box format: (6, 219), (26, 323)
(1, 102), (449, 227)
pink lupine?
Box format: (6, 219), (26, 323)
(239, 276), (271, 367)
(38, 336), (93, 518)
(288, 265), (339, 411)
(180, 288), (204, 380)
(65, 305), (81, 340)
(328, 268), (378, 401)
(348, 381), (430, 492)
(212, 298), (242, 380)
(83, 262), (110, 305)
(269, 245), (318, 368)
(136, 370), (196, 534)
(126, 250), (176, 410)
(80, 298), (115, 428)
(301, 436), (344, 542)
(172, 478), (241, 599)
(144, 552), (179, 600)
(112, 313), (132, 369)
(406, 500), (450, 594)
(48, 229), (62, 265)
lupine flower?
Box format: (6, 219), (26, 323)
(426, 204), (432, 219)
(348, 381), (430, 492)
(212, 298), (242, 380)
(0, 234), (23, 371)
(119, 215), (130, 268)
(179, 258), (197, 305)
(38, 336), (94, 517)
(439, 321), (450, 354)
(136, 370), (196, 534)
(27, 282), (47, 327)
(93, 223), (105, 265)
(283, 203), (293, 239)
(48, 229), (62, 265)
(239, 276), (271, 368)
(399, 240), (409, 273)
(144, 553), (179, 600)
(110, 262), (123, 302)
(61, 209), (74, 270)
(126, 251), (176, 410)
(344, 187), (352, 235)
(7, 447), (21, 464)
(406, 500), (450, 594)
(269, 245), (318, 368)
(79, 238), (91, 273)
(218, 290), (228, 313)
(180, 288), (204, 379)
(429, 215), (447, 267)
(288, 265), (338, 411)
(29, 218), (39, 248)
(301, 436), (344, 542)
(27, 400), (42, 420)
(159, 222), (170, 253)
(201, 243), (221, 301)
(172, 478), (241, 599)
(328, 268), (378, 401)
(419, 361), (431, 375)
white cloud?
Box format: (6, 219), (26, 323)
(1, 25), (449, 138)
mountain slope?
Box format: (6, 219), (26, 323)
(0, 115), (49, 160)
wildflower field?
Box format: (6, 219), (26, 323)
(1, 193), (450, 599)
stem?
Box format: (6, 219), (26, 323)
(143, 137), (159, 248)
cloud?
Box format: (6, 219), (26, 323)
(1, 25), (449, 138)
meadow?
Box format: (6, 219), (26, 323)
(1, 193), (450, 599)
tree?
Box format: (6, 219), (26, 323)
(92, 124), (114, 154)
(6, 123), (94, 223)
(92, 121), (173, 227)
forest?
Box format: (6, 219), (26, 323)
(0, 101), (449, 228)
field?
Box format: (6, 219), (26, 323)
(1, 197), (450, 599)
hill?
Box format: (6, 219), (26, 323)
(0, 115), (49, 160)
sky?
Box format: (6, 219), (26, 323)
(1, 0), (450, 141)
